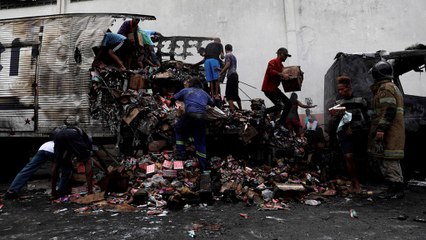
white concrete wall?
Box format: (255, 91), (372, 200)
(1, 0), (425, 113)
(294, 0), (426, 116)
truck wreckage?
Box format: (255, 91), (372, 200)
(88, 34), (317, 167)
(0, 12), (307, 160)
(2, 13), (424, 211)
(1, 13), (329, 209)
(324, 43), (426, 180)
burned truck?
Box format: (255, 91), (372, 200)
(324, 43), (426, 179)
(0, 13), (157, 179)
(0, 13), (222, 180)
(0, 13), (163, 139)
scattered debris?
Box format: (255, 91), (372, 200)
(304, 199), (321, 206)
(413, 217), (426, 223)
(349, 209), (358, 218)
(393, 214), (409, 220)
(407, 179), (426, 188)
(53, 208), (68, 214)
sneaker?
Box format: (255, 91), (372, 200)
(4, 190), (18, 200)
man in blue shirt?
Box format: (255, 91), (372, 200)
(172, 77), (214, 171)
(204, 38), (224, 100)
(95, 30), (131, 72)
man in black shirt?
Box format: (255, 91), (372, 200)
(329, 76), (370, 194)
(203, 38), (224, 100)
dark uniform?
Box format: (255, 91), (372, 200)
(173, 80), (214, 171)
(369, 80), (405, 183)
(53, 126), (92, 195)
(368, 60), (405, 198)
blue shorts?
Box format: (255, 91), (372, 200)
(204, 58), (220, 82)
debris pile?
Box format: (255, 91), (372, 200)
(61, 147), (365, 215)
(57, 54), (350, 214)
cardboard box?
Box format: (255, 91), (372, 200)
(282, 66), (304, 92)
(173, 161), (184, 170)
(162, 169), (177, 178)
(163, 160), (173, 169)
(129, 73), (145, 90)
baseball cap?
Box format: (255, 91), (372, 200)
(276, 47), (292, 57)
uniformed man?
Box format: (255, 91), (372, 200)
(369, 61), (405, 199)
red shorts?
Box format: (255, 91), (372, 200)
(285, 118), (302, 128)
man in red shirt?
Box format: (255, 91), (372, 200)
(261, 47), (292, 125)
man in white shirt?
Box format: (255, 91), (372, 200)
(5, 141), (55, 199)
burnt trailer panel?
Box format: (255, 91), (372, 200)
(0, 13), (155, 138)
(0, 13), (157, 181)
(324, 45), (426, 179)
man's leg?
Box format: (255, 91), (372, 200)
(51, 162), (59, 198)
(193, 118), (208, 171)
(214, 80), (220, 99)
(85, 159), (94, 194)
(174, 117), (188, 159)
(209, 81), (215, 97)
(57, 166), (73, 196)
(204, 59), (215, 97)
(379, 158), (404, 198)
(236, 98), (242, 110)
(232, 74), (242, 110)
(227, 99), (236, 111)
(226, 74), (241, 111)
(210, 59), (221, 98)
(8, 151), (51, 194)
(56, 156), (74, 196)
(380, 158), (404, 183)
(344, 152), (361, 193)
(264, 92), (284, 121)
(278, 91), (292, 125)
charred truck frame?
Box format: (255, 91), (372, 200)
(0, 13), (220, 180)
(324, 44), (426, 179)
(0, 13), (158, 138)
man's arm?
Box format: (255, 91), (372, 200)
(298, 100), (317, 109)
(219, 60), (231, 76)
(375, 89), (398, 140)
(219, 44), (224, 60)
(207, 94), (215, 106)
(107, 49), (126, 71)
(85, 159), (93, 194)
(192, 58), (205, 68)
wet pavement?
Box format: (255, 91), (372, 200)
(1, 180), (425, 240)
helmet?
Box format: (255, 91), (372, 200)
(371, 61), (393, 81)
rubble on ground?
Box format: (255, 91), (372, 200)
(46, 56), (353, 214)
